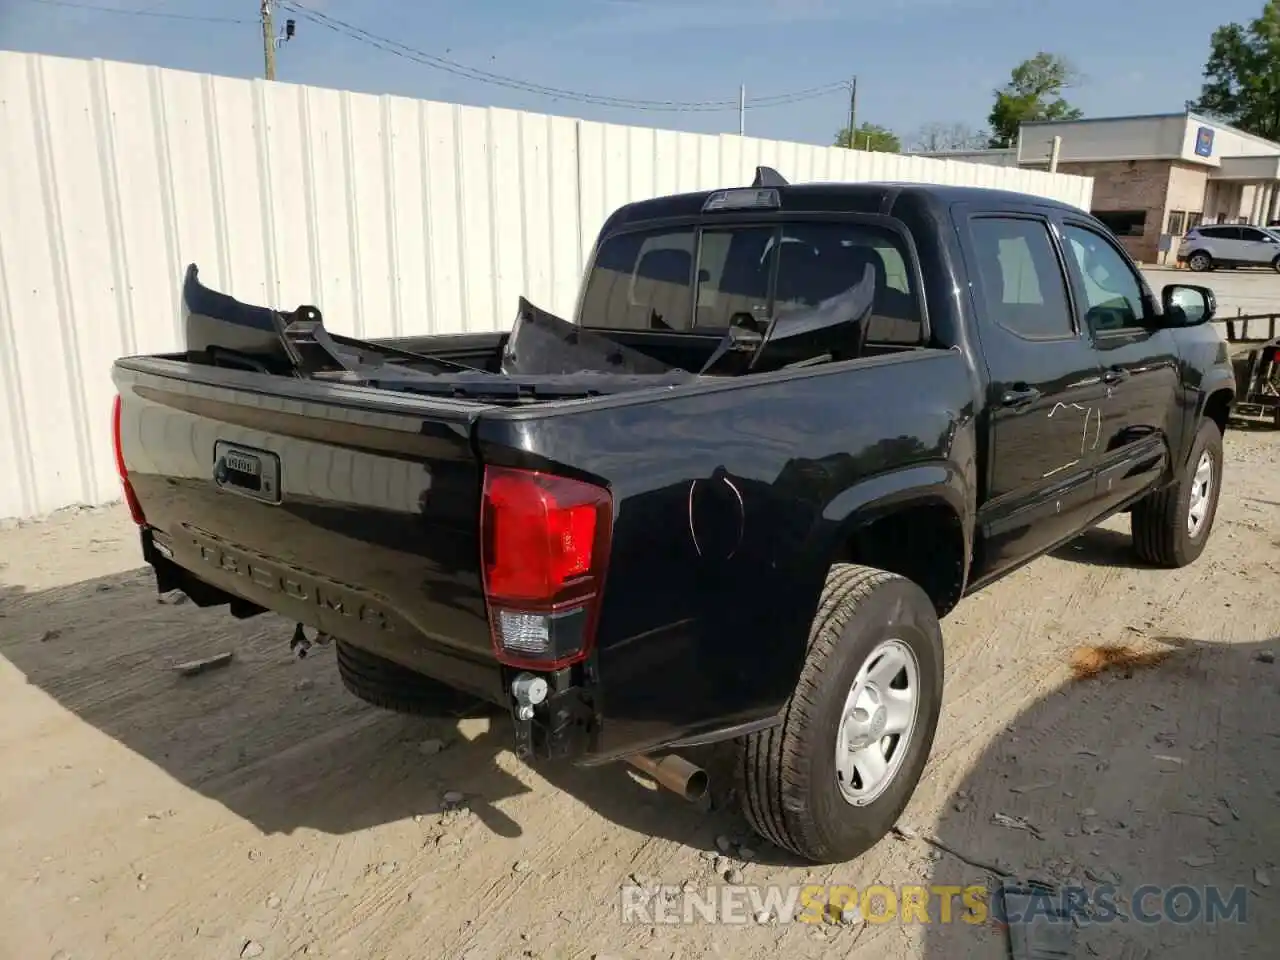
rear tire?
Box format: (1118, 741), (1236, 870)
(735, 563), (944, 865)
(1272, 255), (1280, 274)
(1131, 418), (1223, 567)
(1187, 251), (1213, 272)
(335, 640), (486, 717)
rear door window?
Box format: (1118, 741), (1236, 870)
(1201, 226), (1241, 241)
(969, 216), (1075, 340)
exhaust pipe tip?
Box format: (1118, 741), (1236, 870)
(683, 768), (710, 803)
(626, 752), (709, 803)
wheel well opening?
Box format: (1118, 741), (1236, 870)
(840, 503), (966, 618)
(1204, 389), (1232, 436)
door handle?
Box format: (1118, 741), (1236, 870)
(1000, 386), (1042, 408)
(1102, 368), (1129, 384)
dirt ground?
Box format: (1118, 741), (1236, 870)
(1, 428), (1278, 960)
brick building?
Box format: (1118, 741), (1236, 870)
(918, 112), (1280, 264)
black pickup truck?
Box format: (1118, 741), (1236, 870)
(110, 171), (1235, 865)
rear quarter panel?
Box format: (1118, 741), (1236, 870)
(478, 349), (977, 761)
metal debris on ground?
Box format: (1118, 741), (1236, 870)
(992, 812), (1044, 839)
(998, 880), (1075, 960)
(1010, 781), (1055, 794)
(1179, 853), (1216, 868)
(172, 652), (234, 677)
(1219, 795), (1241, 820)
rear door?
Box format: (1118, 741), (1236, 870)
(1057, 216), (1180, 515)
(1207, 226), (1245, 264)
(959, 208), (1106, 582)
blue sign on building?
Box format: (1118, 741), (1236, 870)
(1195, 126), (1215, 158)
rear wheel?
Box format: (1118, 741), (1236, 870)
(735, 564), (944, 865)
(1272, 255), (1280, 274)
(1187, 251), (1213, 272)
(1131, 418), (1223, 567)
(335, 640), (487, 717)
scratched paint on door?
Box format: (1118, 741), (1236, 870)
(1042, 402), (1102, 478)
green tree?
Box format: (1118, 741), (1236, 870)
(986, 52), (1084, 148)
(1188, 1), (1280, 141)
(834, 123), (901, 153)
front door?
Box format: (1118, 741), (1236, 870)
(1238, 226), (1280, 267)
(961, 211), (1106, 584)
(1058, 218), (1181, 515)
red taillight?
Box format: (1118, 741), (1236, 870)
(112, 394), (146, 526)
(480, 466), (612, 669)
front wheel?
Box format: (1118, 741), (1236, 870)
(735, 564), (944, 865)
(1131, 418), (1223, 567)
(1272, 255), (1280, 274)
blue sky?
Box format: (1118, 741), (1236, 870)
(0, 0), (1267, 147)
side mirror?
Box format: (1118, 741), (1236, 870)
(1161, 284), (1215, 327)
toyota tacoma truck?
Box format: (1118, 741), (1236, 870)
(110, 170), (1235, 865)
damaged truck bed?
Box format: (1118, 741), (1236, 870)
(110, 170), (1235, 864)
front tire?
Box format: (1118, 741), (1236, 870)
(1272, 255), (1280, 274)
(735, 564), (944, 865)
(335, 640), (485, 717)
(1131, 418), (1223, 567)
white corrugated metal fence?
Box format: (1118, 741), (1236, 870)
(0, 51), (1094, 522)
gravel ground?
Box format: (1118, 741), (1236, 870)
(1, 428), (1277, 960)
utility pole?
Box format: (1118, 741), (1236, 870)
(846, 76), (857, 150)
(738, 84), (746, 137)
(260, 0), (276, 81)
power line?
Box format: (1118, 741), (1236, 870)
(277, 0), (848, 113)
(20, 0), (850, 115)
(19, 0), (253, 24)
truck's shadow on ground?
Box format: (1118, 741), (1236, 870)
(1050, 525), (1147, 568)
(2, 570), (1278, 959)
(916, 634), (1278, 959)
(0, 568), (741, 848)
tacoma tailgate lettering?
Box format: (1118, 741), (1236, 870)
(190, 532), (392, 631)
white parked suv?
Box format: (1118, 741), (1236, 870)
(1177, 224), (1280, 272)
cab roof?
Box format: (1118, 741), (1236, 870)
(600, 178), (1084, 233)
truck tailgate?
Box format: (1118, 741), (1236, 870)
(112, 357), (502, 697)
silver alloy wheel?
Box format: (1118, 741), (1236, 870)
(835, 639), (920, 806)
(1187, 450), (1214, 537)
(1189, 253), (1210, 271)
